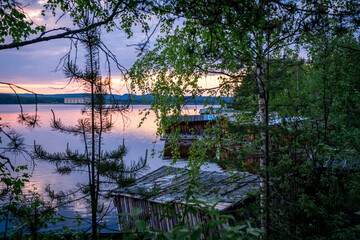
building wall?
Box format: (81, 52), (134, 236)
(64, 98), (90, 104)
(114, 195), (205, 231)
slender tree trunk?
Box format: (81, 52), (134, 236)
(257, 2), (270, 237)
(322, 44), (328, 143)
(89, 41), (98, 240)
(256, 59), (269, 239)
(97, 83), (103, 208)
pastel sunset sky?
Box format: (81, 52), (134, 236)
(0, 0), (221, 95)
(0, 0), (144, 94)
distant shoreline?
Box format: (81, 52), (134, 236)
(0, 103), (153, 105)
(0, 93), (231, 105)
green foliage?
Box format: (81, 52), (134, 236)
(42, 0), (154, 37)
(130, 1), (360, 239)
(228, 29), (360, 239)
(267, 32), (360, 239)
(120, 200), (262, 240)
(0, 0), (45, 44)
(0, 0), (163, 51)
(3, 0), (360, 239)
(0, 164), (75, 239)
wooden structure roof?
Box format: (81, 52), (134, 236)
(114, 166), (259, 211)
(179, 114), (217, 122)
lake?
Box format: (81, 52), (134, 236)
(0, 104), (221, 233)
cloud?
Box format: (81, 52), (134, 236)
(25, 8), (44, 23)
(0, 1), (158, 94)
(0, 83), (68, 94)
(10, 45), (69, 57)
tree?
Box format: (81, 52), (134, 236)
(226, 10), (360, 237)
(32, 14), (149, 239)
(0, 0), (162, 130)
(131, 1), (305, 237)
(276, 31), (360, 240)
(130, 0), (360, 238)
(0, 0), (158, 50)
(1, 1), (164, 237)
(0, 115), (68, 239)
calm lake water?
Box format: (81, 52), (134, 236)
(0, 104), (221, 233)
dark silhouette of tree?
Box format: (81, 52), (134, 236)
(34, 13), (147, 240)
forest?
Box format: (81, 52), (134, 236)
(1, 0), (360, 239)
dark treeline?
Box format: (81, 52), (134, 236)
(0, 94), (63, 104)
(0, 93), (231, 105)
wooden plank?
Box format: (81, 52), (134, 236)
(113, 166), (259, 231)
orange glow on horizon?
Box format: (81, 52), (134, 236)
(0, 83), (82, 95)
(0, 74), (228, 95)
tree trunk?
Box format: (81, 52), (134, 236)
(89, 42), (98, 240)
(256, 60), (269, 239)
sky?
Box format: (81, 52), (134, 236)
(0, 0), (157, 95)
(0, 0), (223, 96)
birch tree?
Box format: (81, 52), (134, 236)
(131, 0), (360, 238)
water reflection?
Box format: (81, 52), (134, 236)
(0, 104), (222, 232)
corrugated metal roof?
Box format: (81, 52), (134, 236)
(114, 166), (259, 211)
(199, 107), (232, 114)
(179, 114), (217, 122)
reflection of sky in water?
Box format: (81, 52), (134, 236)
(0, 104), (222, 232)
